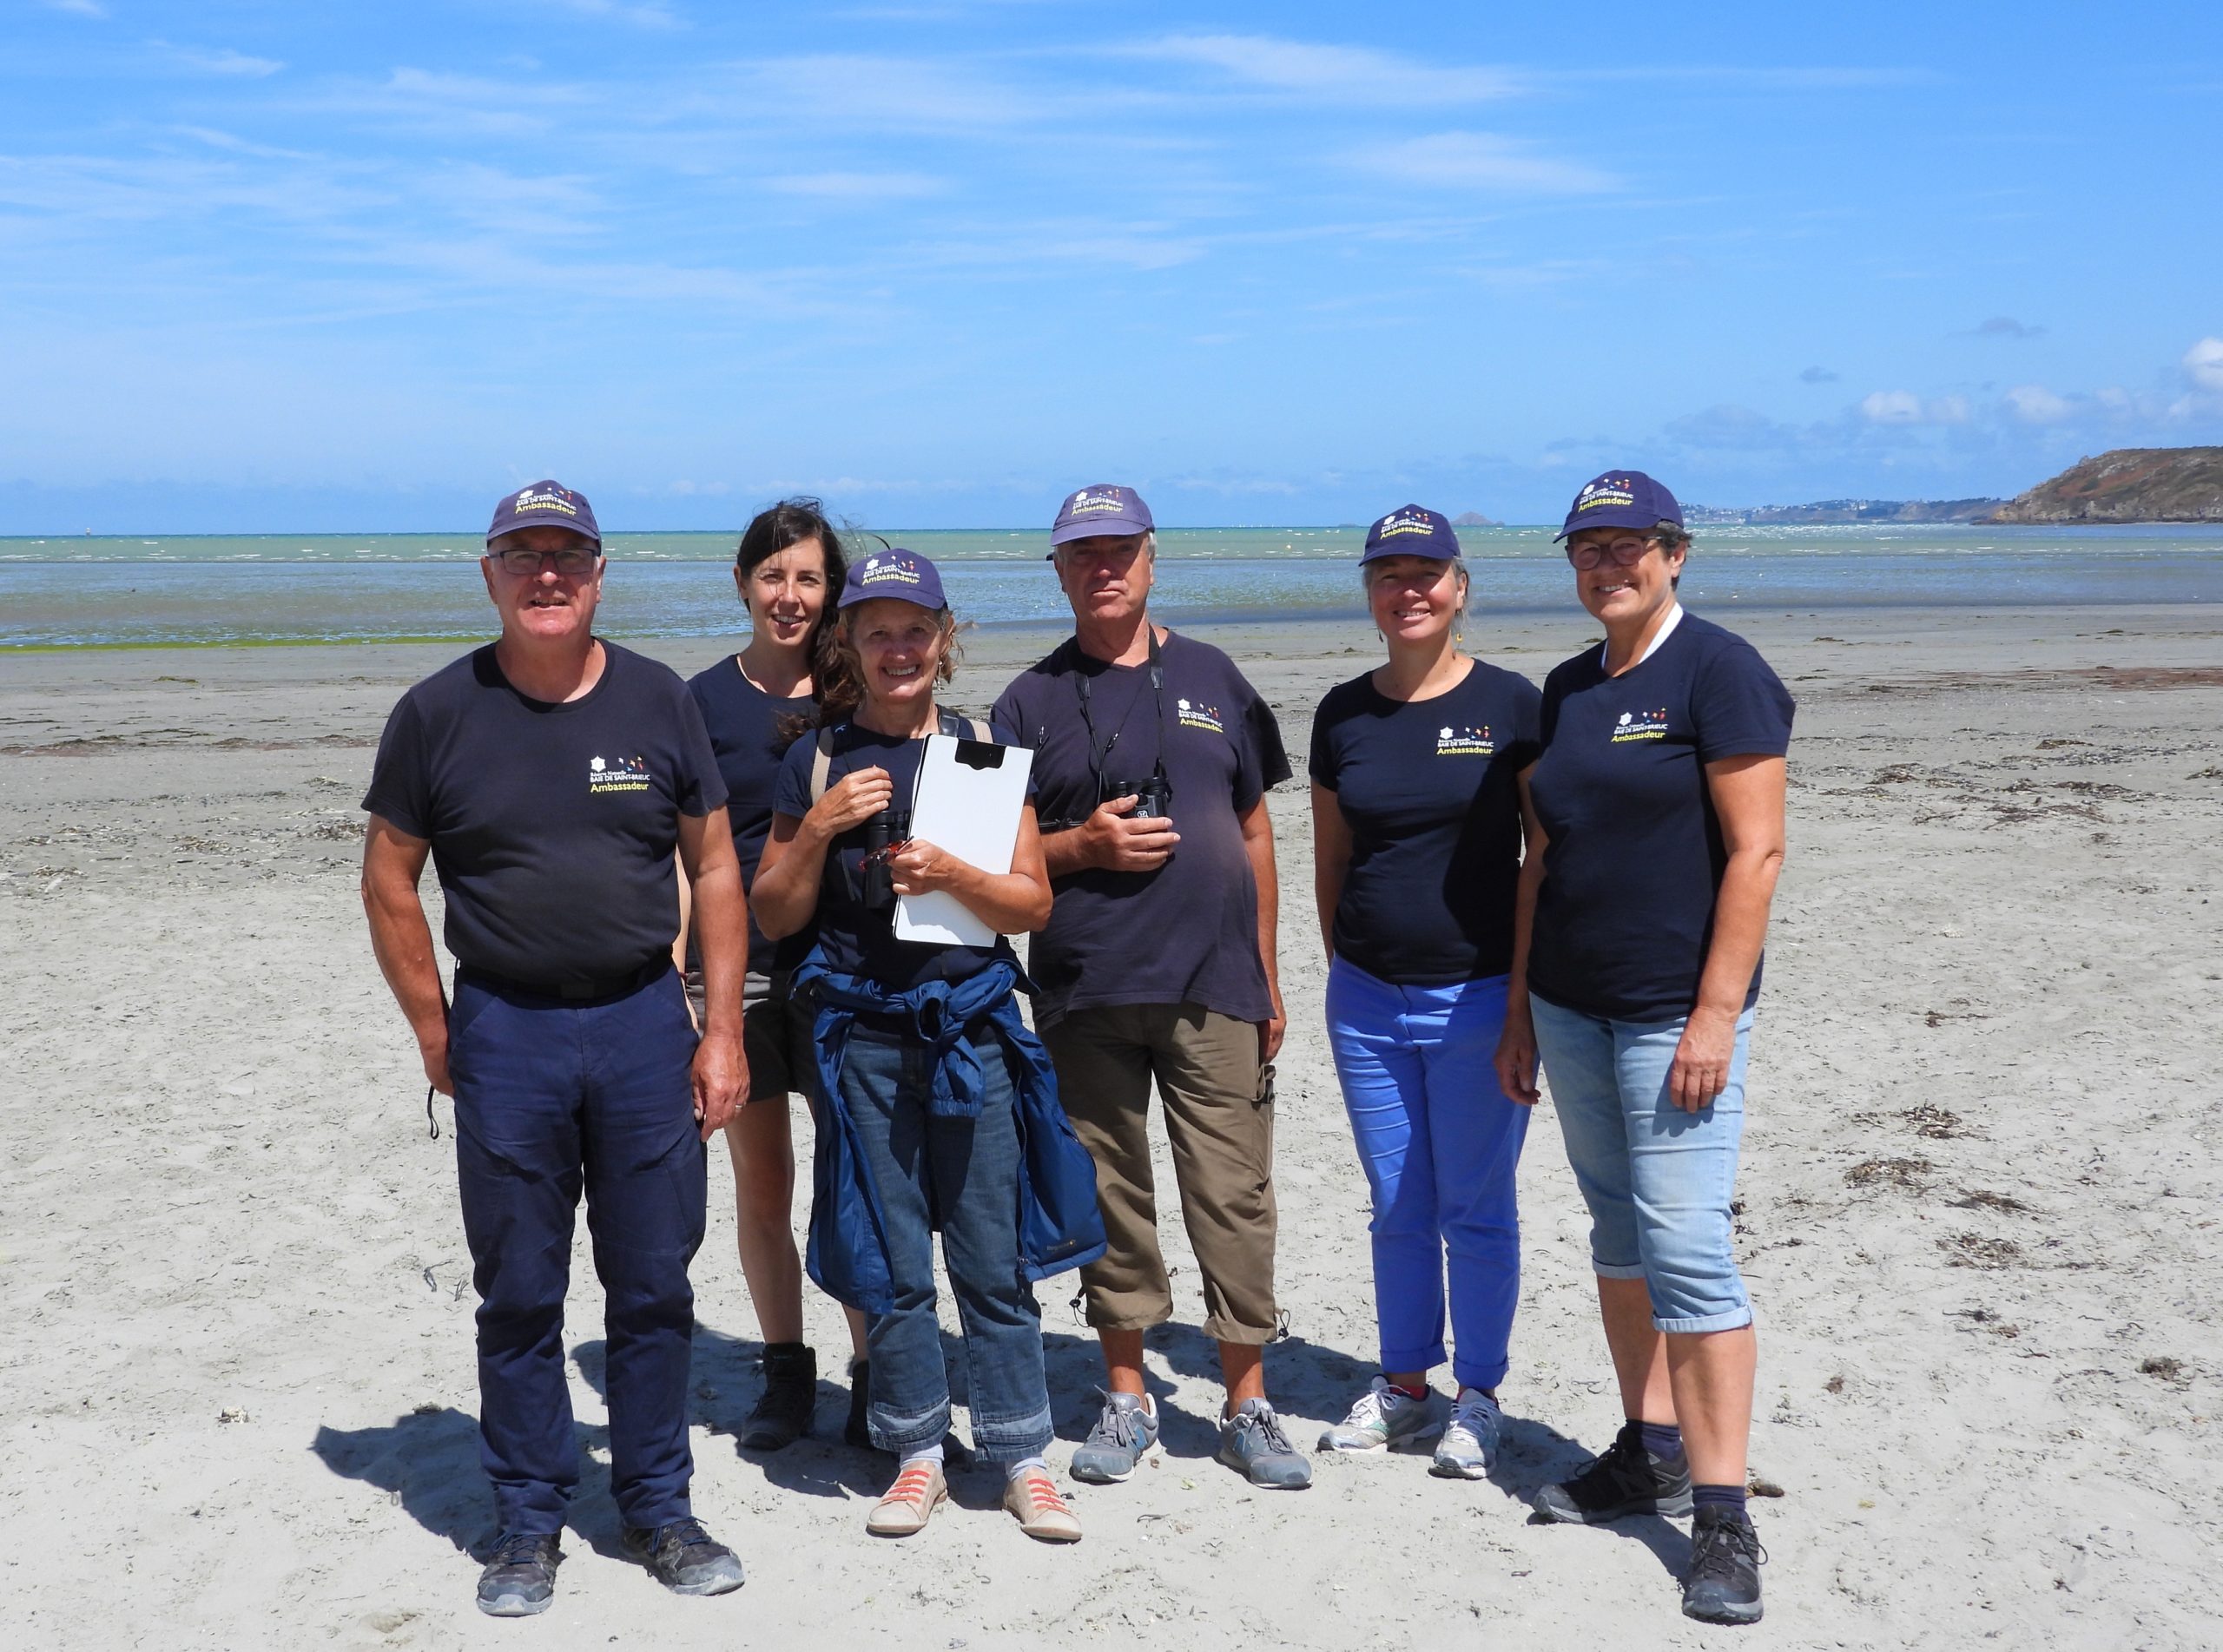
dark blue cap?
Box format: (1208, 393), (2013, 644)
(486, 479), (601, 548)
(1360, 504), (1461, 565)
(840, 547), (947, 610)
(1049, 484), (1154, 551)
(1553, 471), (1682, 541)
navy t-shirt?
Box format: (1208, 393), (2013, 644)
(1309, 661), (1542, 985)
(362, 642), (727, 990)
(1527, 612), (1794, 1022)
(771, 720), (1022, 991)
(686, 656), (814, 973)
(992, 632), (1290, 1028)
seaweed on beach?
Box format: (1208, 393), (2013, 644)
(1940, 1234), (2022, 1269)
(1949, 1189), (2033, 1214)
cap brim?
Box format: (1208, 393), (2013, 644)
(1048, 517), (1152, 548)
(1552, 508), (1664, 542)
(486, 523), (603, 550)
(1358, 541), (1461, 564)
(837, 588), (942, 609)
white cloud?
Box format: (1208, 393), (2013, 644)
(43, 0), (108, 16)
(1138, 34), (1517, 103)
(768, 171), (948, 201)
(2002, 385), (2071, 424)
(1859, 390), (1969, 425)
(151, 41), (284, 76)
(2185, 337), (2223, 393)
(1345, 132), (1613, 194)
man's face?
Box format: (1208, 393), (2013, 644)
(1054, 533), (1154, 627)
(482, 525), (603, 644)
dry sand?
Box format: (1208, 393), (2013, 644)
(3, 603), (2220, 1650)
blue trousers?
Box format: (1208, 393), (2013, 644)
(447, 966), (707, 1537)
(1529, 993), (1755, 1333)
(1323, 959), (1529, 1391)
(834, 1019), (1053, 1461)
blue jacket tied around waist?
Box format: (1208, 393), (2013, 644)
(792, 957), (1109, 1315)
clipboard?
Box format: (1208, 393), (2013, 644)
(894, 733), (1033, 947)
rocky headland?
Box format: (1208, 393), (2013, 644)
(1989, 447), (2223, 523)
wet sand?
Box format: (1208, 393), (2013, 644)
(3, 602), (2220, 1649)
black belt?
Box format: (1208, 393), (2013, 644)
(456, 958), (672, 1003)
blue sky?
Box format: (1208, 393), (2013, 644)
(3, 1), (2220, 530)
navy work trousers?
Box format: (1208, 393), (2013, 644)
(447, 965), (708, 1538)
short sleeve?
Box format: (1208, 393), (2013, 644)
(1233, 677), (1291, 810)
(670, 685), (728, 816)
(772, 734), (815, 820)
(1508, 675), (1545, 768)
(1692, 641), (1795, 762)
(360, 694), (433, 839)
(1307, 692), (1344, 791)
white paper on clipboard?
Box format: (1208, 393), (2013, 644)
(894, 733), (1032, 947)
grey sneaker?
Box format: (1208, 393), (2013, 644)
(1217, 1399), (1312, 1489)
(476, 1532), (561, 1617)
(1070, 1390), (1159, 1484)
(620, 1518), (745, 1596)
(1431, 1387), (1502, 1479)
(1318, 1376), (1445, 1453)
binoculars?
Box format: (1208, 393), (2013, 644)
(1103, 770), (1172, 824)
(860, 808), (913, 915)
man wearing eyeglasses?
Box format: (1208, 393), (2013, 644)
(991, 484), (1311, 1492)
(360, 480), (749, 1616)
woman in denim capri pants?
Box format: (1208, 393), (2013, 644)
(1495, 471), (1792, 1628)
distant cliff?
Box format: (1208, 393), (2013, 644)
(1451, 510), (1501, 527)
(1685, 497), (2000, 526)
(1989, 448), (2223, 523)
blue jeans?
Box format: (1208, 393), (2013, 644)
(447, 966), (708, 1537)
(834, 1019), (1053, 1461)
(1324, 959), (1529, 1391)
(1528, 993), (1755, 1334)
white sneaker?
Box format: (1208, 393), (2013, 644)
(1431, 1387), (1502, 1479)
(1317, 1376), (1445, 1453)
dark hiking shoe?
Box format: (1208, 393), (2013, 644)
(845, 1358), (873, 1450)
(621, 1518), (745, 1597)
(1683, 1505), (1765, 1624)
(476, 1532), (562, 1617)
(740, 1342), (817, 1450)
(1533, 1420), (1693, 1524)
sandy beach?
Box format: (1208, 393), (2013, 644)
(3, 602), (2220, 1651)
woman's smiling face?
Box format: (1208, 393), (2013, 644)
(739, 536), (828, 650)
(847, 598), (947, 710)
(1567, 527), (1685, 629)
(1365, 554), (1464, 647)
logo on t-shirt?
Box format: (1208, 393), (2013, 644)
(1435, 724), (1497, 757)
(1175, 696), (1224, 734)
(588, 752), (654, 793)
(1609, 708), (1670, 744)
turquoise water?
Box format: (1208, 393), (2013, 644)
(3, 523), (2220, 648)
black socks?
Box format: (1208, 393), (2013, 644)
(1636, 1419), (1684, 1460)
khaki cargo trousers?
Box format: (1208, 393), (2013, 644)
(1041, 1001), (1279, 1345)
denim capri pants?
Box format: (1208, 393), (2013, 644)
(1528, 993), (1756, 1334)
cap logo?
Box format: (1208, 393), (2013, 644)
(1574, 477), (1636, 513)
(1377, 509), (1435, 539)
(1067, 489), (1126, 517)
(861, 554), (919, 585)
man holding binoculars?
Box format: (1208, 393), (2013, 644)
(992, 484), (1309, 1491)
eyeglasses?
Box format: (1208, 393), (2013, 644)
(494, 545), (598, 576)
(1566, 536), (1658, 571)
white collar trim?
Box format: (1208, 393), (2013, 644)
(1603, 602), (1684, 672)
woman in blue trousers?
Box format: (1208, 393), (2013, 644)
(1495, 471), (1791, 1626)
(751, 548), (1095, 1544)
(1309, 505), (1541, 1478)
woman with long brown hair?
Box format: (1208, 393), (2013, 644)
(684, 498), (869, 1451)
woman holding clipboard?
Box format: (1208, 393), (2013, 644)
(751, 549), (1101, 1545)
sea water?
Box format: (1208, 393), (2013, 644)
(2, 523), (2220, 648)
